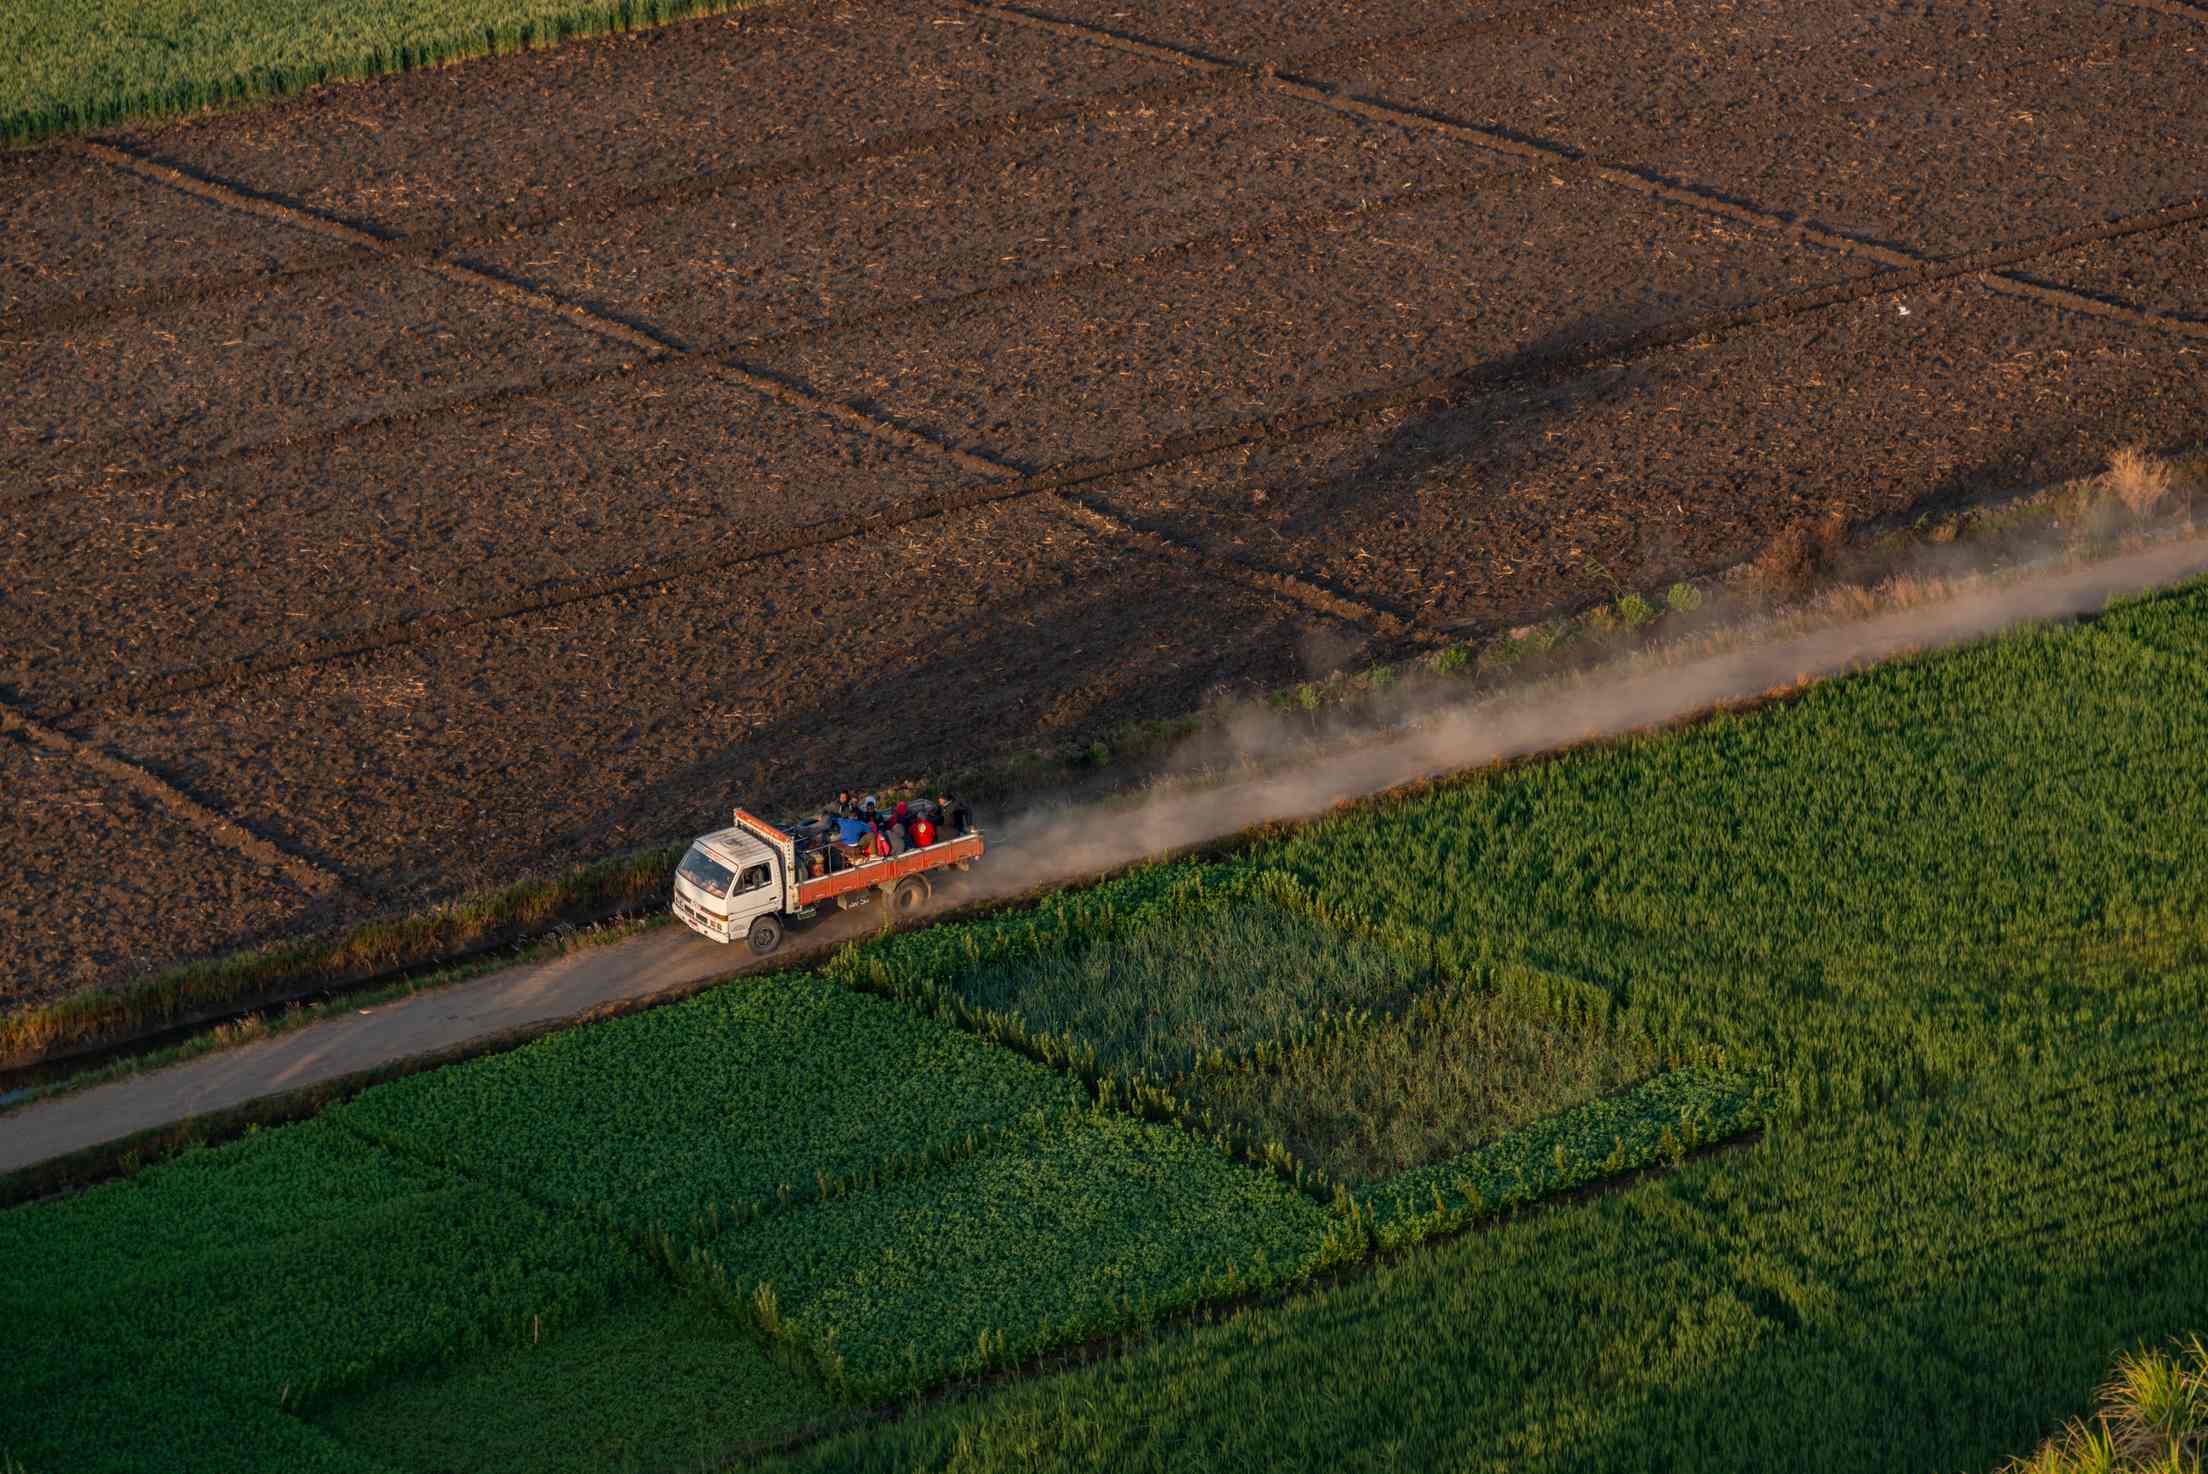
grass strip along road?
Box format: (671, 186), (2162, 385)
(6, 574), (2208, 1471)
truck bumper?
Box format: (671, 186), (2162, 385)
(672, 897), (732, 943)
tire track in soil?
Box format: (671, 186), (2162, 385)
(965, 0), (2208, 340)
(49, 192), (2206, 722)
(0, 0), (1637, 343)
(11, 168), (1540, 510)
(0, 700), (346, 898)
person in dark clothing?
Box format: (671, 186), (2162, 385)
(938, 794), (972, 837)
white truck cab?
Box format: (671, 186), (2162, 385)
(673, 806), (984, 955)
(670, 825), (783, 949)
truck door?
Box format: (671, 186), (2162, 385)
(728, 862), (776, 926)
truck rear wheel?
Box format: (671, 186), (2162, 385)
(747, 914), (784, 957)
(890, 876), (930, 917)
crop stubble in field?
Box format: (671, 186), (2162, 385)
(755, 174), (1877, 466)
(4, 375), (978, 707)
(0, 256), (629, 496)
(99, 5), (1180, 240)
(1322, 0), (2208, 253)
(456, 84), (1519, 349)
(0, 147), (376, 320)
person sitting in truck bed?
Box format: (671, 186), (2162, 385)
(908, 809), (936, 848)
(938, 794), (971, 837)
(831, 814), (875, 868)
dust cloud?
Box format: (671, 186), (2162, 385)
(975, 534), (2208, 897)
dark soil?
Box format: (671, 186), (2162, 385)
(757, 171), (1877, 467)
(1348, 0), (2207, 255)
(1082, 278), (2208, 629)
(2021, 225), (2208, 320)
(459, 84), (1513, 350)
(2, 0), (2203, 1011)
(108, 3), (1179, 239)
(0, 148), (357, 322)
(76, 500), (1317, 908)
(1, 258), (625, 497)
(4, 370), (970, 709)
(0, 733), (325, 1009)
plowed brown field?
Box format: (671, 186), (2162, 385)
(4, 0), (2203, 1009)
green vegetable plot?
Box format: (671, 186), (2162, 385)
(335, 974), (1082, 1242)
(1183, 973), (1663, 1186)
(946, 899), (1428, 1081)
(693, 1109), (1358, 1399)
(317, 1284), (836, 1474)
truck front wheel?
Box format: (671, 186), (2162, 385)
(747, 914), (784, 957)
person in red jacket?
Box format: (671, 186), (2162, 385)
(908, 811), (936, 848)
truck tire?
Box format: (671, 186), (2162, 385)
(891, 876), (930, 917)
(747, 914), (784, 957)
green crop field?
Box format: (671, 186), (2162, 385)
(333, 974), (1085, 1242)
(316, 1285), (837, 1474)
(0, 0), (774, 144)
(6, 577), (2206, 1472)
(689, 1108), (1357, 1398)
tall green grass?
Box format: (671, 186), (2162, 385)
(950, 901), (1428, 1082)
(767, 1037), (2208, 1474)
(0, 0), (784, 145)
(683, 1107), (1359, 1401)
(1182, 978), (1663, 1186)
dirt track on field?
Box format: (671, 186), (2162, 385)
(3, 0), (2205, 1010)
(14, 531), (2208, 1175)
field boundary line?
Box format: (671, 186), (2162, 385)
(4, 0), (1634, 342)
(43, 197), (2208, 718)
(0, 700), (346, 898)
(1037, 492), (1431, 643)
(964, 0), (2208, 340)
(11, 169), (1542, 510)
(74, 136), (1023, 476)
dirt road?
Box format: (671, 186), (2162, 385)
(8, 536), (2205, 1179)
(0, 912), (869, 1175)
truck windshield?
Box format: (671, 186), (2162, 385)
(677, 845), (737, 900)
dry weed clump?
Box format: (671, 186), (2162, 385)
(1753, 509), (1854, 602)
(2103, 446), (2178, 521)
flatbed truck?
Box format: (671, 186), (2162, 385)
(671, 807), (981, 954)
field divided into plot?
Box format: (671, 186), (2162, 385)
(756, 584), (2208, 1470)
(8, 0), (2208, 1008)
(9, 576), (2208, 1469)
